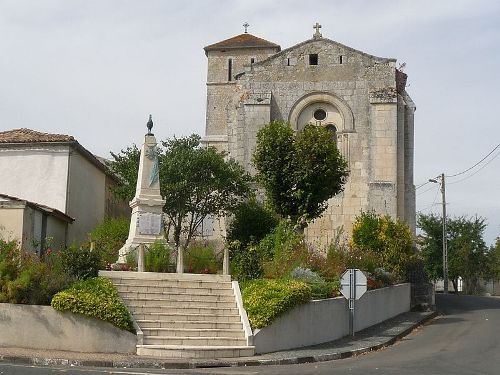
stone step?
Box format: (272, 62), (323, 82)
(128, 305), (239, 315)
(136, 320), (244, 330)
(114, 284), (234, 296)
(142, 336), (247, 346)
(110, 279), (232, 289)
(141, 327), (245, 338)
(122, 298), (236, 309)
(100, 270), (231, 283)
(118, 291), (235, 303)
(136, 345), (255, 359)
(133, 312), (241, 323)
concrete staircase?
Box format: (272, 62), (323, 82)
(100, 271), (254, 359)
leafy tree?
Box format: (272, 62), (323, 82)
(109, 134), (252, 249)
(226, 198), (279, 247)
(109, 145), (141, 202)
(418, 213), (491, 293)
(253, 121), (349, 229)
(160, 135), (252, 248)
(88, 217), (130, 266)
(488, 238), (500, 280)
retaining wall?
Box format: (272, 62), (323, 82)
(253, 283), (411, 354)
(0, 304), (136, 353)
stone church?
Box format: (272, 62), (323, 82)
(202, 24), (416, 245)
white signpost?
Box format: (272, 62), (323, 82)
(340, 269), (367, 336)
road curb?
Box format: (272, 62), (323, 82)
(0, 311), (438, 370)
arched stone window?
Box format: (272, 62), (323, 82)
(288, 92), (354, 133)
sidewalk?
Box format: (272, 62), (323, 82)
(0, 310), (437, 370)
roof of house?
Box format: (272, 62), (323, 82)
(204, 33), (281, 53)
(0, 193), (74, 223)
(0, 128), (118, 182)
(0, 128), (75, 143)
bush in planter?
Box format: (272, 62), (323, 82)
(289, 267), (340, 299)
(145, 241), (172, 273)
(122, 241), (172, 272)
(0, 240), (73, 305)
(229, 241), (264, 282)
(350, 211), (415, 280)
(185, 242), (219, 274)
(51, 277), (134, 332)
(59, 244), (101, 280)
(241, 279), (311, 329)
(259, 221), (310, 279)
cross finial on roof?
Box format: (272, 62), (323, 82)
(313, 22), (322, 39)
(146, 114), (153, 135)
(243, 22), (249, 33)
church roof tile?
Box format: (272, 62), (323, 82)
(204, 33), (280, 52)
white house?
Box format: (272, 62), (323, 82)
(0, 128), (128, 247)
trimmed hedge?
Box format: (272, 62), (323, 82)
(51, 277), (134, 333)
(241, 279), (311, 329)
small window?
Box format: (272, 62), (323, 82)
(309, 54), (318, 65)
(287, 58), (290, 66)
(250, 57), (255, 64)
(326, 124), (337, 141)
(314, 109), (327, 121)
(228, 58), (232, 81)
(339, 55), (343, 64)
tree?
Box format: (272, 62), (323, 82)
(109, 134), (252, 249)
(253, 121), (349, 228)
(418, 213), (490, 293)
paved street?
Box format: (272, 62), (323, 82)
(1, 294), (499, 375)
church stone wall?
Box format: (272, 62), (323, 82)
(204, 35), (415, 245)
(205, 48), (278, 137)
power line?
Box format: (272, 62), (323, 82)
(446, 143), (500, 178)
(415, 180), (431, 190)
(417, 184), (438, 196)
(448, 148), (500, 185)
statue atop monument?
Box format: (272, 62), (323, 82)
(117, 115), (166, 264)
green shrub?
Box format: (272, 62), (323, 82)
(289, 267), (339, 299)
(145, 241), (172, 272)
(350, 211), (415, 280)
(290, 267), (323, 282)
(185, 242), (219, 274)
(89, 217), (129, 266)
(51, 277), (134, 332)
(307, 280), (340, 299)
(241, 279), (311, 329)
(60, 245), (101, 280)
(259, 221), (309, 279)
(227, 198), (278, 247)
(230, 241), (264, 282)
(0, 240), (73, 305)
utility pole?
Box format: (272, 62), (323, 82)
(429, 174), (449, 294)
(441, 173), (448, 294)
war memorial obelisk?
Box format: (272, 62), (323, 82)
(117, 115), (166, 264)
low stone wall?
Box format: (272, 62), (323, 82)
(0, 304), (136, 353)
(253, 283), (411, 354)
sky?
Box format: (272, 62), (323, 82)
(1, 0), (499, 245)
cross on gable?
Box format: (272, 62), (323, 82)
(313, 22), (322, 38)
(243, 22), (249, 33)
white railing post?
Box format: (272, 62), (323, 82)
(223, 247), (230, 275)
(137, 244), (145, 272)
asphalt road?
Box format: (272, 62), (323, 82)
(1, 294), (499, 375)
